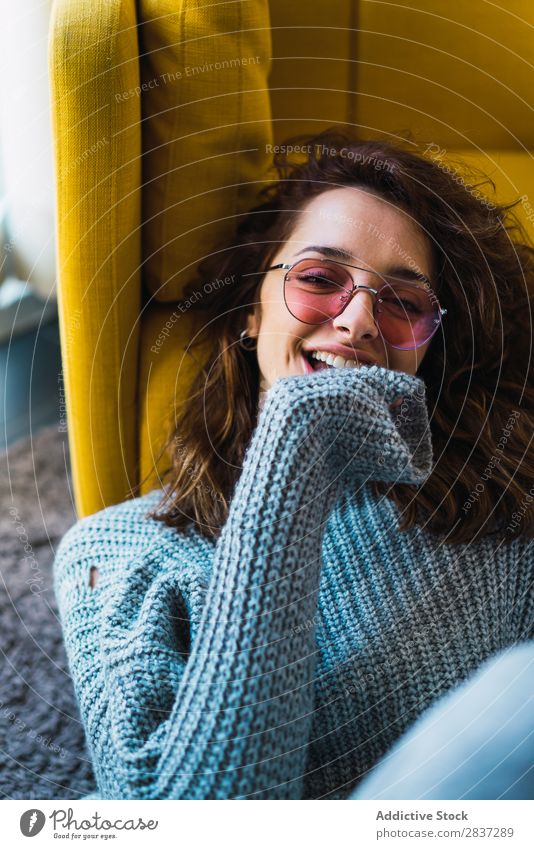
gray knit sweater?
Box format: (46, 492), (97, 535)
(53, 365), (533, 799)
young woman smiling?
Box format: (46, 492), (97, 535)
(54, 128), (534, 800)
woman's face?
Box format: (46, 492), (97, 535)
(245, 187), (436, 392)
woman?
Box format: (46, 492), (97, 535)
(54, 128), (534, 800)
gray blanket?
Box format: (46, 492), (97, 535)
(0, 425), (95, 799)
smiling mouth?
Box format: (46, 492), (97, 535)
(303, 349), (375, 371)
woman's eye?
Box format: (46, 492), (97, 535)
(382, 296), (421, 313)
(296, 273), (340, 286)
(399, 299), (419, 312)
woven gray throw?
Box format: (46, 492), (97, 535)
(0, 424), (96, 799)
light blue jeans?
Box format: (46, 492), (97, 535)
(351, 641), (534, 800)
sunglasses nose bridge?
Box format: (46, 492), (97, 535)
(351, 283), (380, 298)
(338, 283), (380, 314)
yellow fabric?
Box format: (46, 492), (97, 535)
(356, 0), (534, 150)
(49, 0), (533, 518)
(268, 0), (358, 143)
(137, 302), (210, 494)
(49, 0), (142, 517)
(139, 0), (274, 301)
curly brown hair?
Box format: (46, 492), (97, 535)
(142, 127), (534, 545)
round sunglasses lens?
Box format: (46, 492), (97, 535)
(284, 260), (352, 324)
(375, 281), (441, 349)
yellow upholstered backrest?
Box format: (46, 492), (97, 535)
(355, 1), (534, 235)
(268, 1), (358, 143)
(356, 0), (533, 150)
(138, 0), (274, 302)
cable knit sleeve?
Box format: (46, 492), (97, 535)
(54, 365), (433, 799)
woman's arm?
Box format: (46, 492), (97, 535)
(55, 365), (433, 799)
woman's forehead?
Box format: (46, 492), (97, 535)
(286, 191), (435, 278)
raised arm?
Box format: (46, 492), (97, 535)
(55, 365), (433, 799)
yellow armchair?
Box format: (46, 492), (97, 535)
(49, 0), (533, 519)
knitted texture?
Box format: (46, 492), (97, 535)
(53, 365), (534, 799)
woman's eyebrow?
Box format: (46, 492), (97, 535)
(386, 266), (432, 286)
(296, 244), (354, 262)
(294, 245), (432, 286)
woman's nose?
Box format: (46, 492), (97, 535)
(331, 287), (380, 341)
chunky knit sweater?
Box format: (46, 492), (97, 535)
(54, 365), (533, 800)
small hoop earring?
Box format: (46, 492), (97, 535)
(238, 329), (257, 351)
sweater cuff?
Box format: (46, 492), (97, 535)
(260, 365), (434, 487)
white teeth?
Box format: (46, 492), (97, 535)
(309, 350), (367, 369)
